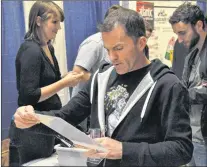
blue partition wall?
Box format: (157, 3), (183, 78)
(2, 1), (25, 139)
(197, 0), (207, 15)
(63, 1), (118, 70)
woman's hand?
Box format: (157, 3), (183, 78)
(14, 105), (40, 129)
(61, 71), (84, 87)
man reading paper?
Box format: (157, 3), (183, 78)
(13, 7), (193, 166)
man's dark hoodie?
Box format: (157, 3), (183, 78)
(22, 59), (193, 166)
(199, 36), (207, 144)
(182, 35), (207, 145)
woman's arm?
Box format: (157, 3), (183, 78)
(17, 44), (83, 104)
(39, 71), (83, 102)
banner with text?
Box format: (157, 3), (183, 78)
(136, 1), (154, 30)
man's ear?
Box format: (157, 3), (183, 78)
(137, 36), (147, 51)
(36, 16), (42, 27)
(195, 20), (204, 31)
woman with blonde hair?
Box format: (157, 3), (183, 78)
(9, 1), (83, 165)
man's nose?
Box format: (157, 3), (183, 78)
(108, 51), (118, 62)
(177, 36), (183, 43)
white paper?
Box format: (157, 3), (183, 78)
(36, 114), (107, 152)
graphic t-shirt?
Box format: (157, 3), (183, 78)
(105, 64), (151, 136)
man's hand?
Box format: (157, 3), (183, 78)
(14, 105), (40, 129)
(202, 81), (207, 87)
(84, 137), (122, 160)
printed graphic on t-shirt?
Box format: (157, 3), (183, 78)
(105, 84), (129, 136)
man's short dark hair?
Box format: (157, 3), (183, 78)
(169, 3), (205, 29)
(99, 8), (146, 43)
(145, 21), (153, 33)
(104, 5), (123, 19)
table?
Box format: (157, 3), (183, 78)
(22, 144), (88, 166)
(23, 153), (59, 166)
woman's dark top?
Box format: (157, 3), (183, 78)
(16, 40), (62, 110)
(9, 40), (62, 166)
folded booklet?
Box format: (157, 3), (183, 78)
(36, 114), (107, 152)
